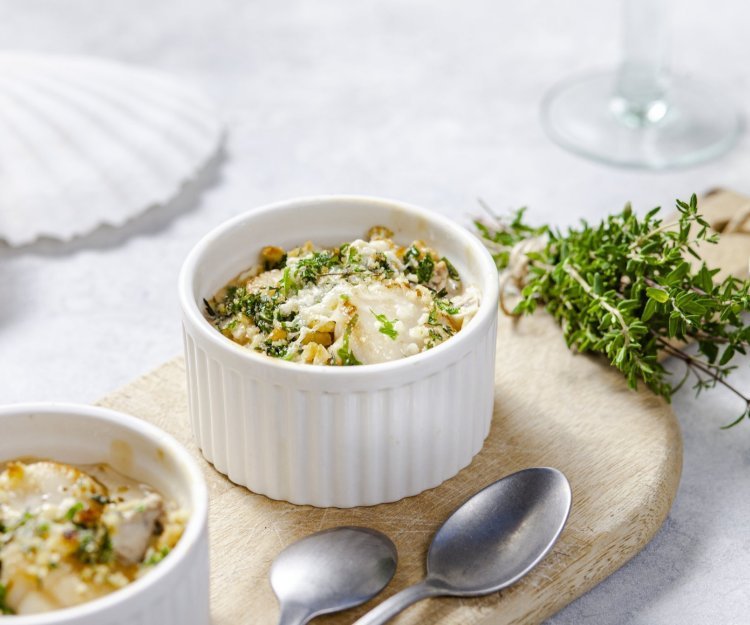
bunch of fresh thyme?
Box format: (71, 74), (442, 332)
(475, 195), (750, 427)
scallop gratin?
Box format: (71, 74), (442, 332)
(0, 460), (186, 616)
(205, 226), (481, 365)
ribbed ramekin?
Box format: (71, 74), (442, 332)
(0, 403), (209, 625)
(179, 196), (499, 507)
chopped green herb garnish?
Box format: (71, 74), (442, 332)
(371, 309), (398, 340)
(416, 255), (435, 284)
(208, 230), (471, 365)
(404, 245), (420, 264)
(426, 327), (445, 349)
(144, 545), (171, 566)
(35, 522), (50, 537)
(221, 319), (239, 333)
(240, 290), (278, 333)
(403, 245), (437, 284)
(0, 583), (13, 615)
(337, 316), (362, 365)
(338, 243), (362, 266)
(281, 266), (296, 296)
(442, 256), (460, 280)
(263, 252), (286, 271)
(75, 527), (113, 564)
(64, 502), (84, 521)
(264, 341), (289, 358)
(372, 252), (394, 277)
(435, 298), (460, 315)
(15, 511), (34, 529)
(294, 251), (337, 285)
(347, 245), (361, 265)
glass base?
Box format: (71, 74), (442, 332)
(540, 72), (744, 169)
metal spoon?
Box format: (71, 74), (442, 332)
(270, 526), (398, 625)
(354, 467), (572, 625)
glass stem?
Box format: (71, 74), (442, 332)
(612, 0), (669, 126)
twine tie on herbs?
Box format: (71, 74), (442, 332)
(498, 236), (546, 317)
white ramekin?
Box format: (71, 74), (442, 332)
(0, 403), (209, 625)
(179, 195), (499, 507)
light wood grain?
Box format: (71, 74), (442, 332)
(691, 189), (749, 281)
(96, 189), (749, 625)
(98, 318), (680, 625)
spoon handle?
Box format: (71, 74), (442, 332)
(352, 580), (443, 625)
(277, 604), (312, 625)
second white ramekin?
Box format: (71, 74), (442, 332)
(0, 403), (209, 625)
(179, 196), (499, 507)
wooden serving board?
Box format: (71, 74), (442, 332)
(97, 190), (749, 625)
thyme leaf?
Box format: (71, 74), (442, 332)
(281, 266), (296, 296)
(337, 315), (362, 365)
(435, 297), (460, 315)
(75, 526), (113, 564)
(0, 583), (13, 615)
(442, 256), (461, 280)
(416, 255), (434, 284)
(64, 502), (84, 522)
(294, 251), (338, 285)
(144, 545), (171, 566)
(371, 309), (398, 340)
(403, 245), (435, 284)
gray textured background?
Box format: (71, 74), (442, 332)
(1, 1), (748, 623)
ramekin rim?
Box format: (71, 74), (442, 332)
(0, 402), (208, 623)
(178, 194), (500, 377)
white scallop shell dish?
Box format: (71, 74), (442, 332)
(0, 52), (223, 246)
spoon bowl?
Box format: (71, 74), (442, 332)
(354, 467), (572, 624)
(427, 466), (572, 594)
(271, 526), (398, 625)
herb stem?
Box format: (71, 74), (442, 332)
(633, 219), (679, 247)
(562, 261), (632, 347)
(658, 339), (750, 406)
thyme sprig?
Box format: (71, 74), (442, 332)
(476, 195), (750, 427)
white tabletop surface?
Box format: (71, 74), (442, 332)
(1, 1), (749, 623)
